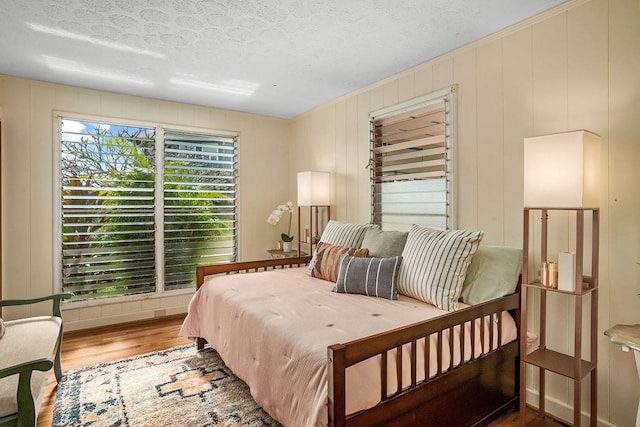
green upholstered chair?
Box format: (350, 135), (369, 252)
(0, 293), (73, 427)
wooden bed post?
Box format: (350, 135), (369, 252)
(197, 337), (206, 350)
(328, 343), (346, 427)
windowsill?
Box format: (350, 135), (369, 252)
(61, 287), (195, 310)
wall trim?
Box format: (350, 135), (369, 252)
(526, 387), (620, 427)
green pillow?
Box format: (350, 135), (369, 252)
(461, 245), (522, 305)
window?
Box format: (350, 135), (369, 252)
(163, 131), (237, 290)
(58, 116), (237, 301)
(370, 87), (456, 231)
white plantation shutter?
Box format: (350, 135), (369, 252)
(370, 88), (456, 231)
(58, 117), (238, 301)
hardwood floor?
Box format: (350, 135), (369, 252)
(38, 314), (191, 426)
(38, 314), (537, 426)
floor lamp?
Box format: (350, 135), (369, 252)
(297, 171), (330, 245)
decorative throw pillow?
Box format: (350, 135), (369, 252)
(311, 242), (369, 282)
(334, 255), (402, 300)
(460, 245), (522, 305)
(360, 228), (408, 258)
(0, 318), (5, 340)
(396, 225), (484, 311)
(309, 220), (378, 271)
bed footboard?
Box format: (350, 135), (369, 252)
(328, 293), (520, 427)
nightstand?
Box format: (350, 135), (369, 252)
(267, 249), (306, 259)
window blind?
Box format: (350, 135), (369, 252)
(163, 131), (238, 290)
(370, 95), (452, 231)
(59, 117), (239, 301)
(60, 120), (157, 301)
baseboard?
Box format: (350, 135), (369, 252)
(525, 388), (619, 427)
(64, 312), (186, 337)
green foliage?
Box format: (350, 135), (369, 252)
(61, 127), (231, 298)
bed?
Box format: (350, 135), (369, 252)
(180, 223), (522, 427)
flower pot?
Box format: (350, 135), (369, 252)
(282, 241), (293, 252)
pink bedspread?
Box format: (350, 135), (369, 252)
(179, 267), (517, 427)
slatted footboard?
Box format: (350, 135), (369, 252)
(328, 291), (520, 427)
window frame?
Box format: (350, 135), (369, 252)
(52, 111), (239, 305)
(369, 85), (457, 230)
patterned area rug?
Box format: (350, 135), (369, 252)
(53, 344), (281, 427)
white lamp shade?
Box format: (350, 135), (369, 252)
(297, 171), (330, 206)
(523, 130), (600, 208)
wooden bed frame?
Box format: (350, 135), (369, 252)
(194, 256), (520, 427)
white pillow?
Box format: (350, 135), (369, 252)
(309, 220), (379, 271)
(397, 225), (484, 311)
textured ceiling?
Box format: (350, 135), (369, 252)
(0, 0), (566, 118)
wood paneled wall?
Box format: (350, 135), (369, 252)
(0, 76), (291, 330)
(290, 1), (640, 425)
(0, 0), (638, 424)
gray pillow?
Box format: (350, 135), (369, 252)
(360, 228), (408, 258)
(334, 255), (402, 300)
(460, 245), (522, 305)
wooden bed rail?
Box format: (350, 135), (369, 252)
(196, 256), (313, 289)
(328, 292), (520, 427)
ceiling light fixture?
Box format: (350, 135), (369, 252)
(28, 22), (166, 59)
(43, 56), (154, 87)
(170, 77), (259, 97)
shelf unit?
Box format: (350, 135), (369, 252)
(520, 207), (599, 427)
(297, 205), (330, 256)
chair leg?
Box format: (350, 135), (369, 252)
(54, 331), (64, 383)
(54, 356), (62, 383)
(17, 372), (37, 427)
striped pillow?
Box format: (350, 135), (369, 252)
(309, 221), (378, 271)
(311, 243), (369, 282)
(334, 255), (402, 300)
(397, 225), (484, 311)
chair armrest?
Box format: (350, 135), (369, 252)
(0, 293), (73, 317)
(0, 358), (54, 379)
